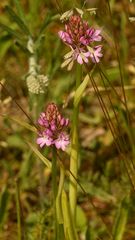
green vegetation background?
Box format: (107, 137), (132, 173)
(0, 0), (135, 239)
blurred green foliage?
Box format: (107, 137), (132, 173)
(0, 0), (135, 239)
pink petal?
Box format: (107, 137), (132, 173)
(60, 117), (65, 126)
(77, 54), (83, 64)
(58, 31), (72, 44)
(38, 112), (49, 127)
(38, 113), (45, 125)
(94, 35), (102, 41)
(86, 28), (94, 36)
(65, 118), (69, 126)
(83, 56), (89, 63)
(83, 51), (90, 57)
(93, 30), (102, 40)
(45, 129), (53, 137)
(50, 123), (56, 131)
(54, 133), (69, 151)
(89, 45), (103, 63)
(86, 28), (102, 42)
(80, 36), (88, 45)
(94, 29), (101, 35)
(37, 136), (53, 148)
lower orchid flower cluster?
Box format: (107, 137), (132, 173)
(37, 103), (70, 151)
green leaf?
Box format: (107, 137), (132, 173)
(27, 141), (52, 169)
(25, 212), (39, 226)
(13, 0), (26, 22)
(85, 225), (97, 240)
(106, 67), (120, 82)
(76, 206), (87, 231)
(19, 151), (34, 179)
(35, 12), (53, 50)
(38, 12), (52, 36)
(29, 0), (41, 19)
(15, 40), (31, 56)
(0, 22), (22, 41)
(61, 190), (78, 240)
(7, 135), (25, 149)
(0, 186), (10, 227)
(7, 115), (37, 133)
(0, 38), (12, 59)
(15, 182), (22, 240)
(79, 181), (115, 202)
(112, 195), (130, 240)
(5, 6), (30, 36)
(74, 74), (89, 107)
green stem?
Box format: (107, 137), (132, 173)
(56, 165), (65, 239)
(52, 148), (58, 239)
(27, 37), (37, 76)
(27, 37), (46, 206)
(52, 148), (58, 199)
(62, 190), (78, 240)
(56, 165), (65, 223)
(69, 64), (82, 222)
(15, 181), (22, 240)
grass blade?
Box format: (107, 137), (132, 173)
(62, 190), (78, 240)
(113, 195), (130, 240)
(5, 6), (30, 36)
(13, 0), (26, 22)
(74, 74), (89, 107)
(27, 141), (52, 169)
(7, 115), (37, 133)
(0, 186), (10, 228)
(15, 40), (31, 56)
(15, 181), (22, 240)
(0, 22), (22, 41)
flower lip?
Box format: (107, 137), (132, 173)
(36, 134), (53, 148)
(54, 132), (70, 151)
(89, 45), (103, 63)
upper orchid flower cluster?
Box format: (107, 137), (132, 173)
(37, 103), (69, 151)
(58, 14), (103, 70)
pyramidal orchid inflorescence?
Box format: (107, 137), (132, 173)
(58, 14), (103, 70)
(37, 103), (70, 151)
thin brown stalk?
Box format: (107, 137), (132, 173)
(85, 65), (121, 153)
(97, 65), (134, 155)
(98, 64), (128, 108)
(106, 0), (131, 126)
(86, 62), (134, 189)
(63, 85), (135, 108)
(85, 65), (135, 191)
(0, 81), (39, 131)
(99, 69), (135, 171)
(98, 71), (135, 190)
(90, 75), (121, 153)
(55, 0), (63, 14)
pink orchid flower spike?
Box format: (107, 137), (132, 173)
(37, 103), (70, 151)
(58, 14), (103, 69)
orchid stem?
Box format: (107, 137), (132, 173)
(52, 147), (58, 239)
(56, 165), (65, 238)
(15, 181), (22, 240)
(69, 64), (82, 223)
